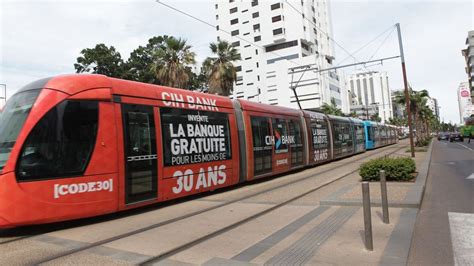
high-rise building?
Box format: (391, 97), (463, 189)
(346, 71), (393, 122)
(426, 97), (440, 119)
(215, 0), (342, 111)
(461, 30), (474, 102)
(458, 82), (473, 124)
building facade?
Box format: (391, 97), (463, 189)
(426, 97), (440, 119)
(346, 71), (393, 122)
(458, 82), (473, 124)
(215, 0), (342, 111)
(461, 30), (474, 102)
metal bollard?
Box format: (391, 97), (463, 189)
(380, 170), (390, 224)
(362, 182), (373, 251)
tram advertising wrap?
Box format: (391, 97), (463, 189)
(161, 108), (232, 167)
(160, 107), (234, 197)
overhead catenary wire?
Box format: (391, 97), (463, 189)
(366, 26), (396, 63)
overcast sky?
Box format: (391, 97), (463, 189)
(1, 0), (472, 123)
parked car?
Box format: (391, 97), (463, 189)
(449, 132), (464, 142)
(437, 132), (450, 141)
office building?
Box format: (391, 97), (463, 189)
(347, 71), (393, 122)
(215, 0), (343, 111)
(461, 30), (474, 102)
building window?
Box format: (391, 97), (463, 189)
(235, 66), (242, 72)
(245, 57), (252, 60)
(265, 40), (298, 52)
(243, 32), (250, 36)
(216, 15), (219, 20)
(236, 76), (243, 81)
(242, 9), (248, 13)
(273, 28), (283, 35)
(232, 41), (240, 47)
(230, 7), (238, 14)
(254, 35), (261, 42)
(231, 29), (239, 36)
(253, 24), (260, 30)
(230, 18), (238, 25)
(272, 15), (282, 22)
(215, 4), (218, 9)
(251, 0), (258, 6)
(313, 17), (316, 23)
(216, 25), (219, 30)
(229, 0), (234, 2)
(256, 62), (259, 68)
(271, 3), (281, 10)
(303, 26), (306, 31)
(252, 12), (259, 18)
(301, 42), (309, 50)
(257, 75), (260, 81)
(255, 49), (258, 55)
(313, 28), (317, 34)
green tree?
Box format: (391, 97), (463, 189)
(74, 44), (125, 78)
(321, 98), (344, 116)
(151, 36), (196, 89)
(393, 89), (434, 145)
(203, 41), (241, 96)
(124, 36), (167, 84)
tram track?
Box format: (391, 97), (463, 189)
(31, 143), (406, 265)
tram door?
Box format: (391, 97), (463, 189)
(122, 104), (158, 204)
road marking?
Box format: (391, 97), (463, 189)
(448, 212), (474, 266)
(466, 173), (474, 180)
(456, 143), (474, 151)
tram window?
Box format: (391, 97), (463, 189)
(288, 120), (303, 165)
(272, 118), (288, 154)
(17, 101), (99, 180)
(251, 116), (272, 175)
(0, 90), (40, 171)
(161, 108), (232, 167)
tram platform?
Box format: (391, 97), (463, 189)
(186, 143), (432, 266)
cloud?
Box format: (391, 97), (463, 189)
(331, 0), (473, 123)
(0, 0), (216, 96)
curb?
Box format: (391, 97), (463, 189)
(379, 139), (434, 266)
(319, 141), (434, 209)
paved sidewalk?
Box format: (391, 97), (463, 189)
(198, 142), (433, 266)
(312, 143), (432, 266)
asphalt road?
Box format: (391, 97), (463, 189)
(408, 139), (474, 265)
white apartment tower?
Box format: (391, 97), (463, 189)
(347, 71), (393, 122)
(215, 0), (342, 110)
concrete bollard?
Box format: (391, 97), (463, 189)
(380, 170), (390, 224)
(362, 182), (373, 251)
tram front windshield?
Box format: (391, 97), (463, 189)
(0, 90), (40, 172)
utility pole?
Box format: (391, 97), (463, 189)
(396, 23), (415, 158)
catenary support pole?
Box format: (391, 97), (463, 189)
(380, 170), (389, 224)
(362, 182), (373, 251)
(396, 23), (415, 158)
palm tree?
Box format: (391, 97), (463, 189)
(152, 36), (196, 89)
(393, 89), (431, 145)
(203, 41), (241, 96)
(321, 98), (344, 116)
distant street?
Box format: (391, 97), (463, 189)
(408, 139), (474, 265)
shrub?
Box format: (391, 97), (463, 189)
(359, 157), (416, 181)
(416, 138), (432, 147)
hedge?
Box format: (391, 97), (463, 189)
(359, 157), (416, 181)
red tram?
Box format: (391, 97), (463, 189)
(0, 75), (397, 228)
